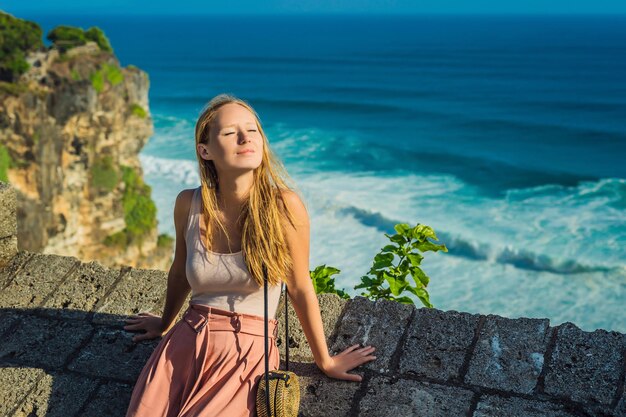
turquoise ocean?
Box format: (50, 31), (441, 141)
(31, 13), (626, 332)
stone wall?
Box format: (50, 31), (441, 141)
(1, 183), (625, 417)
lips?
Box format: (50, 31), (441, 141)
(237, 149), (254, 154)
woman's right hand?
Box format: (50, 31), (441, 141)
(123, 312), (167, 343)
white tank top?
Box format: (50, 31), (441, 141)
(184, 186), (283, 319)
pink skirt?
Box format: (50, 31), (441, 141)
(125, 302), (280, 417)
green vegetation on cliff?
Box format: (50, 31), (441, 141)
(103, 165), (158, 249)
(0, 11), (116, 86)
(89, 62), (124, 93)
(0, 80), (28, 95)
(129, 103), (147, 118)
(47, 25), (113, 54)
(90, 155), (119, 193)
(157, 233), (174, 248)
(0, 11), (43, 83)
(0, 144), (11, 182)
(121, 165), (157, 240)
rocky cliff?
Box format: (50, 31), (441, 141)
(0, 12), (172, 271)
(1, 182), (625, 417)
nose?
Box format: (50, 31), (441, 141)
(238, 132), (252, 143)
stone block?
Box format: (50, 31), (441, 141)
(0, 314), (93, 369)
(474, 394), (578, 417)
(330, 296), (414, 374)
(358, 375), (474, 416)
(616, 371), (626, 417)
(0, 308), (22, 337)
(544, 322), (625, 406)
(290, 362), (362, 417)
(0, 253), (79, 308)
(67, 325), (160, 382)
(11, 370), (99, 417)
(0, 366), (45, 416)
(465, 314), (550, 394)
(77, 380), (134, 417)
(92, 267), (165, 326)
(276, 292), (349, 363)
(0, 235), (18, 270)
(41, 259), (122, 320)
(615, 394), (626, 417)
(0, 250), (34, 290)
(399, 307), (480, 382)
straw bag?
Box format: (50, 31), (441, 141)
(256, 264), (300, 417)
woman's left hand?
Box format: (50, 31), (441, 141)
(320, 343), (377, 382)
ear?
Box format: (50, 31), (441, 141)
(198, 143), (213, 161)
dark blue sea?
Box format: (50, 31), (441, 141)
(28, 13), (626, 332)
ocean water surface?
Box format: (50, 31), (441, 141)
(30, 13), (626, 332)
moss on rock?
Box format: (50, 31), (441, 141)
(90, 155), (119, 193)
(129, 103), (147, 118)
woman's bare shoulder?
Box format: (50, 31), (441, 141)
(278, 188), (309, 225)
(173, 187), (197, 229)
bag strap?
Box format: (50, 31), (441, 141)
(263, 265), (290, 417)
(263, 264), (271, 417)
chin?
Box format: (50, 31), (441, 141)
(233, 162), (262, 171)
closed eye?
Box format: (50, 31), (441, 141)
(224, 130), (256, 135)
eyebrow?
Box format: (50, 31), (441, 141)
(220, 122), (257, 130)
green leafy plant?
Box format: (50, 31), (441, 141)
(310, 265), (350, 299)
(310, 222), (447, 308)
(355, 223), (447, 307)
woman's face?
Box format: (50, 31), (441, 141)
(199, 103), (264, 174)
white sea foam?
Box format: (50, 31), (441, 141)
(140, 154), (199, 186)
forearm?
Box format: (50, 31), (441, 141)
(288, 287), (333, 372)
(160, 267), (191, 332)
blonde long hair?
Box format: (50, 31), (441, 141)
(194, 93), (299, 287)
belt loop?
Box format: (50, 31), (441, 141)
(195, 317), (208, 333)
(184, 304), (208, 333)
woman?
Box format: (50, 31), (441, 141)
(123, 93), (377, 417)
